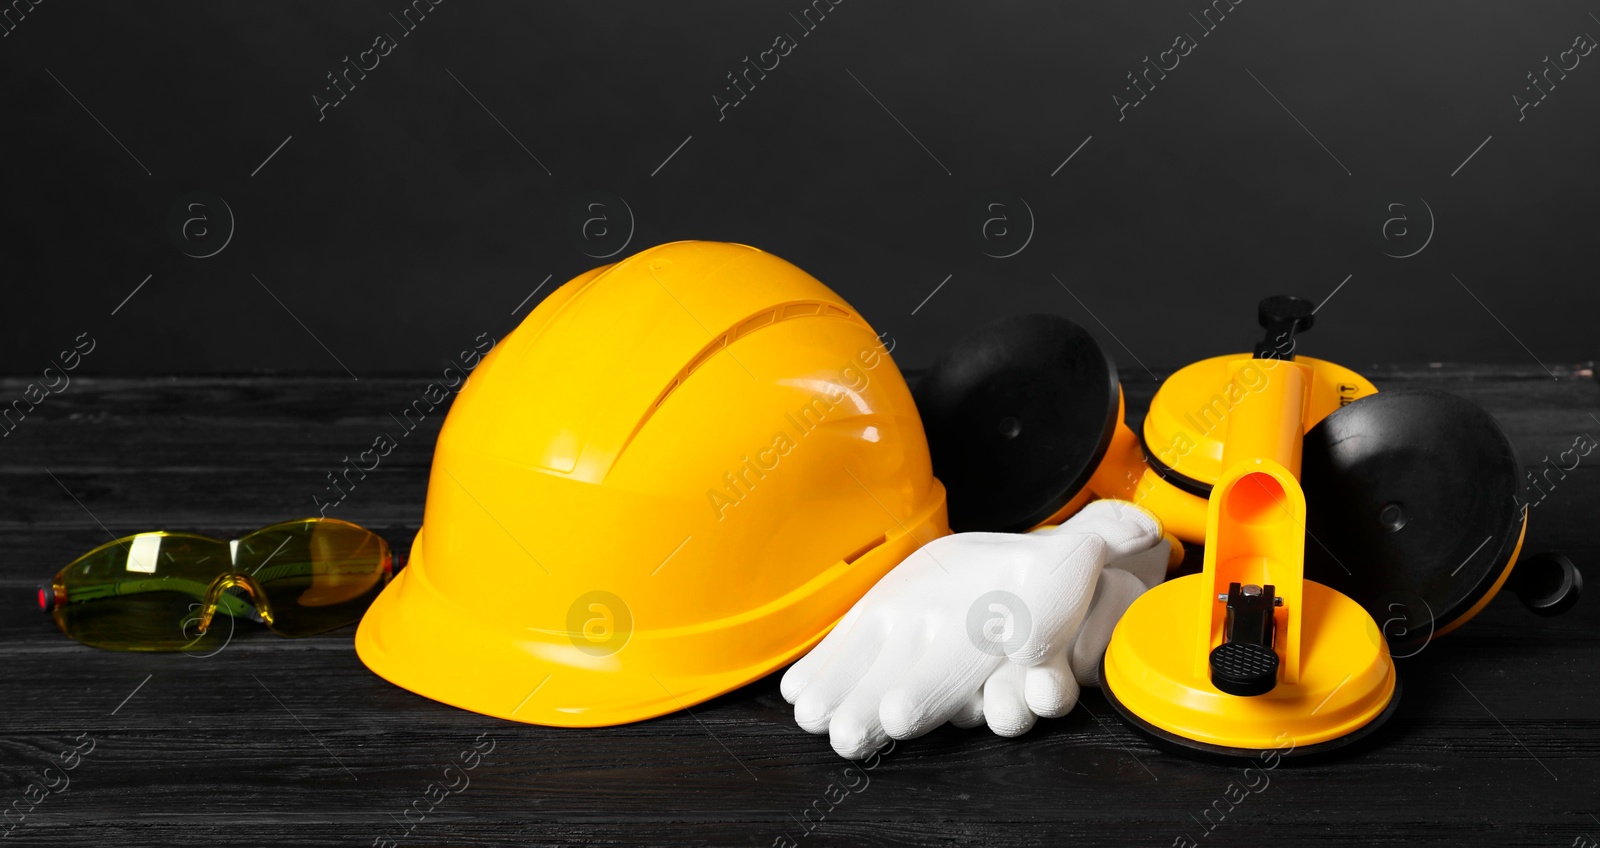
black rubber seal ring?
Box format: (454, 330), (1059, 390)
(1138, 425), (1215, 499)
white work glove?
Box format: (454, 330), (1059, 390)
(781, 499), (1173, 759)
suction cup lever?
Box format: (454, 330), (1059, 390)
(1210, 582), (1282, 696)
(1254, 295), (1316, 360)
(1509, 551), (1583, 617)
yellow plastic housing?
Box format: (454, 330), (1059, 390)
(355, 242), (949, 727)
(1087, 354), (1378, 544)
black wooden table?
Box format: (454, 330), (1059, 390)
(3, 367), (1597, 848)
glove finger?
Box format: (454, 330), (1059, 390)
(781, 600), (870, 704)
(948, 690), (985, 729)
(879, 627), (998, 741)
(983, 662), (1036, 738)
(1070, 568), (1149, 688)
(789, 613), (890, 734)
(1106, 533), (1178, 590)
(827, 623), (930, 759)
(1040, 499), (1163, 560)
(1024, 647), (1080, 718)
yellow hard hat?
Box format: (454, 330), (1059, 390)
(355, 241), (949, 727)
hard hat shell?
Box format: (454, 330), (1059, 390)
(356, 241), (949, 726)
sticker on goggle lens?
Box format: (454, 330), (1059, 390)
(126, 534), (162, 574)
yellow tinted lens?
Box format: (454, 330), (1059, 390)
(240, 520), (389, 637)
(53, 533), (234, 651)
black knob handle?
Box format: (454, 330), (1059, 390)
(1254, 295), (1316, 360)
(1209, 582), (1281, 696)
(1210, 642), (1281, 697)
(1508, 551), (1582, 616)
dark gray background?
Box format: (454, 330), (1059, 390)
(2, 0), (1596, 376)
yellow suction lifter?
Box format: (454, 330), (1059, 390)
(1101, 297), (1400, 759)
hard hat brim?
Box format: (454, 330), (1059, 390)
(356, 491), (946, 727)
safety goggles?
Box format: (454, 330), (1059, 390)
(39, 518), (393, 651)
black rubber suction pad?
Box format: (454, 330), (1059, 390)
(1301, 390), (1525, 651)
(913, 314), (1119, 533)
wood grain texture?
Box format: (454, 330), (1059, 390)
(1, 367), (1596, 848)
